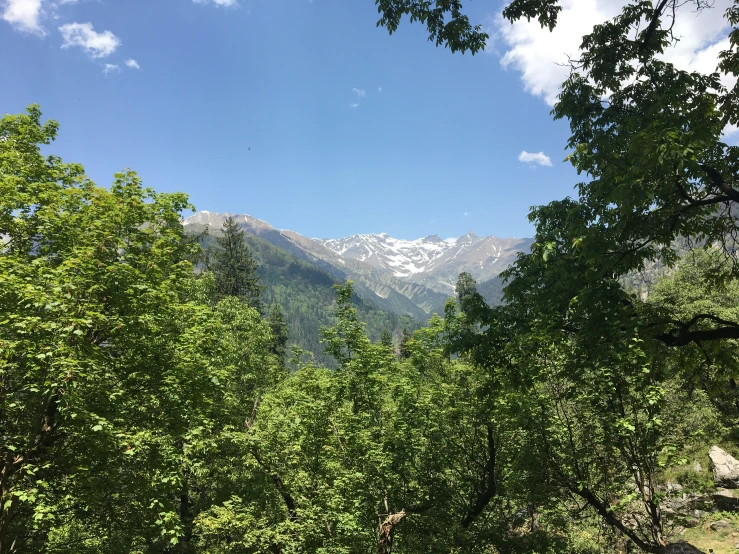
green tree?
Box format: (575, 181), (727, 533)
(266, 303), (289, 366)
(0, 106), (282, 552)
(379, 328), (393, 348)
(378, 4), (739, 550)
(211, 216), (263, 312)
(374, 0), (488, 54)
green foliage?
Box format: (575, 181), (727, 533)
(0, 106), (282, 552)
(267, 303), (289, 367)
(378, 2), (739, 546)
(9, 3), (739, 547)
(374, 0), (488, 54)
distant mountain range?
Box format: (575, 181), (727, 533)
(183, 211), (533, 320)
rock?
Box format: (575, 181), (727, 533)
(668, 482), (685, 494)
(710, 519), (732, 532)
(709, 446), (739, 489)
(693, 461), (703, 473)
(684, 517), (701, 528)
(713, 488), (739, 511)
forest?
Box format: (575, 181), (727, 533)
(2, 0), (739, 552)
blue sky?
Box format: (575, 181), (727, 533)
(1, 0), (731, 239)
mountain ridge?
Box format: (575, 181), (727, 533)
(183, 210), (532, 318)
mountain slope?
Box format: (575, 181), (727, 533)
(184, 212), (450, 320)
(182, 211), (533, 319)
(193, 229), (419, 366)
(320, 231), (532, 293)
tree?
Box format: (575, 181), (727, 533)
(379, 328), (393, 349)
(376, 3), (739, 550)
(374, 0), (488, 54)
(211, 216), (263, 312)
(0, 106), (200, 550)
(379, 0), (739, 344)
(0, 106), (282, 552)
(267, 303), (289, 366)
(196, 284), (537, 553)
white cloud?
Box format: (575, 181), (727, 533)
(59, 0), (78, 4)
(352, 88), (366, 97)
(519, 151), (552, 167)
(495, 0), (734, 106)
(464, 212), (471, 217)
(125, 58), (140, 69)
(193, 0), (238, 6)
(59, 22), (120, 58)
(2, 0), (44, 35)
(349, 103), (360, 108)
(103, 63), (119, 75)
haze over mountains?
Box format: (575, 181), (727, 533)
(183, 211), (533, 320)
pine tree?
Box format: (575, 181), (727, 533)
(267, 303), (289, 365)
(212, 216), (263, 312)
(399, 328), (413, 359)
(379, 328), (393, 349)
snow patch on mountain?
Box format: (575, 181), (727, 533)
(321, 233), (453, 277)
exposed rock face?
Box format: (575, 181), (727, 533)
(713, 488), (739, 511)
(709, 446), (739, 489)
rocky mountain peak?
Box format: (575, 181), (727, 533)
(422, 234), (444, 243)
(183, 210), (532, 298)
(458, 231), (479, 244)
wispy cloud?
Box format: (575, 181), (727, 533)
(378, 86), (383, 93)
(103, 63), (120, 75)
(349, 103), (360, 108)
(193, 0), (239, 6)
(59, 0), (78, 4)
(2, 0), (44, 35)
(352, 87), (366, 97)
(125, 58), (140, 69)
(518, 150), (552, 167)
(464, 212), (471, 217)
(59, 22), (120, 58)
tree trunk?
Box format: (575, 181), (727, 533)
(377, 511), (406, 554)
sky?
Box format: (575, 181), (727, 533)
(0, 0), (733, 240)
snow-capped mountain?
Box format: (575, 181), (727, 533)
(319, 231), (531, 292)
(182, 211), (532, 317)
(321, 233), (453, 278)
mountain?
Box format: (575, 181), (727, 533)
(320, 231), (531, 294)
(182, 211), (532, 319)
(193, 229), (419, 367)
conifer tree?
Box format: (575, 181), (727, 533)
(212, 216), (263, 312)
(267, 303), (289, 365)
